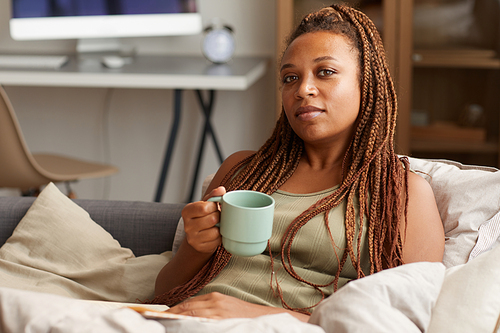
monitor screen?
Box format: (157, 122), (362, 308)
(10, 0), (202, 41)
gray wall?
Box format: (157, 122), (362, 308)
(0, 0), (278, 203)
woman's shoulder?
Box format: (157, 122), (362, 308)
(204, 150), (256, 195)
(224, 150), (256, 166)
(403, 168), (445, 263)
(405, 170), (438, 213)
(406, 170), (433, 196)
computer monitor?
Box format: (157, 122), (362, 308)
(10, 0), (202, 53)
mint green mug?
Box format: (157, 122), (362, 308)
(208, 190), (275, 257)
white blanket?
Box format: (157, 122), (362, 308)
(0, 287), (323, 333)
(0, 262), (446, 333)
(4, 244), (500, 333)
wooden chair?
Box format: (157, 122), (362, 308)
(0, 85), (118, 197)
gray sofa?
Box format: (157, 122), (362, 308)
(0, 196), (185, 257)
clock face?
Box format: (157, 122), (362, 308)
(202, 29), (235, 64)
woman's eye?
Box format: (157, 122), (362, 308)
(318, 69), (334, 77)
(282, 75), (297, 84)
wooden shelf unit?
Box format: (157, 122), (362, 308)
(413, 49), (500, 69)
(408, 1), (500, 167)
(411, 140), (498, 154)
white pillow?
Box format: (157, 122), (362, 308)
(408, 157), (500, 267)
(172, 217), (185, 255)
(427, 243), (500, 333)
(469, 210), (500, 260)
(0, 183), (171, 302)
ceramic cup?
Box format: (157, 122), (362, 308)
(208, 190), (275, 257)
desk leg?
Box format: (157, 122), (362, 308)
(154, 89), (182, 202)
(186, 90), (225, 202)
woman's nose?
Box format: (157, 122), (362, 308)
(295, 76), (318, 98)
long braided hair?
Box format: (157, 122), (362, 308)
(151, 4), (409, 312)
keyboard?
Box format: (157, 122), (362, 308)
(0, 55), (69, 69)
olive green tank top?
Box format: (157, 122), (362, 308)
(197, 186), (370, 312)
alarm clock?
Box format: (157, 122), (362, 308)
(202, 20), (235, 64)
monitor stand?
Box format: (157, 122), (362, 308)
(76, 38), (136, 69)
(76, 38), (135, 55)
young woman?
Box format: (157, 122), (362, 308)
(152, 4), (445, 322)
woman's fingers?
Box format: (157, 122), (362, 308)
(167, 292), (279, 320)
(202, 186), (226, 201)
(181, 201), (222, 254)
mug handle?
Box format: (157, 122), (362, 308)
(207, 196), (222, 203)
(207, 196), (222, 227)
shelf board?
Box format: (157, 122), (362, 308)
(413, 49), (500, 69)
(411, 140), (499, 153)
(411, 124), (487, 143)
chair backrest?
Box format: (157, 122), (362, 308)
(0, 86), (51, 189)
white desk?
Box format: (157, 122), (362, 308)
(0, 55), (269, 202)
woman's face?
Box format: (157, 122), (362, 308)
(280, 31), (361, 148)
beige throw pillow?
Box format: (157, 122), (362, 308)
(0, 183), (171, 302)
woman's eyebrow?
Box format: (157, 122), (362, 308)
(280, 63), (294, 72)
(314, 56), (337, 62)
(280, 56), (338, 72)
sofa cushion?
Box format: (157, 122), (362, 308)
(407, 157), (500, 267)
(0, 183), (171, 302)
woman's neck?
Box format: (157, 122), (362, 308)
(278, 153), (345, 194)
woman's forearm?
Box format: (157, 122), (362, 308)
(155, 238), (214, 297)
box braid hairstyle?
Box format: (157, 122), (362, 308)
(151, 3), (410, 313)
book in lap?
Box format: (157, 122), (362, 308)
(83, 300), (216, 322)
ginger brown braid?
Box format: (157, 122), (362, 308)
(150, 4), (409, 312)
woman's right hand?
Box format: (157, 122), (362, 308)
(155, 151), (254, 297)
(182, 186), (226, 255)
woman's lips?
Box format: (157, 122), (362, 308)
(295, 106), (324, 121)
